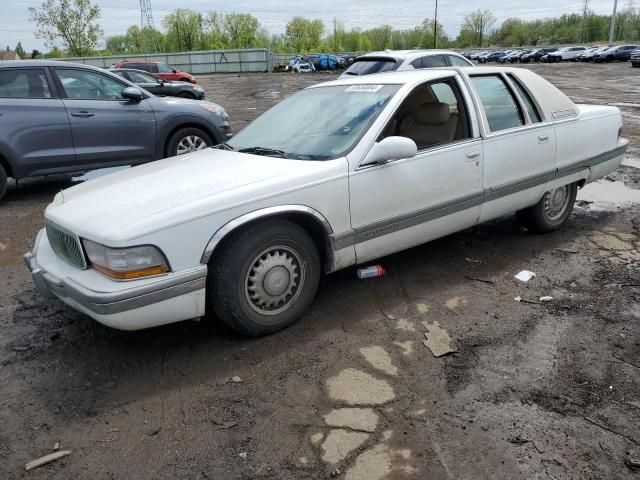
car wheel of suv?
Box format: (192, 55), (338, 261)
(517, 183), (578, 233)
(208, 219), (321, 336)
(0, 164), (7, 201)
(166, 127), (213, 157)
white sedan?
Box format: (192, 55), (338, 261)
(25, 66), (628, 336)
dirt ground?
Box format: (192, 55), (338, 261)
(1, 62), (639, 480)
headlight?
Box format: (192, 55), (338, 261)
(83, 239), (169, 280)
(200, 103), (227, 119)
(194, 85), (204, 92)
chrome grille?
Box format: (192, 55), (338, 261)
(45, 222), (87, 269)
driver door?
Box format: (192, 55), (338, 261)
(52, 68), (157, 169)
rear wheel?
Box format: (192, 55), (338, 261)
(0, 164), (7, 201)
(517, 183), (578, 233)
(165, 127), (213, 157)
(208, 219), (321, 336)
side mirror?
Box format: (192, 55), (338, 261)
(122, 87), (143, 102)
(361, 136), (418, 166)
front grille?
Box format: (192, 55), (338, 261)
(46, 222), (87, 269)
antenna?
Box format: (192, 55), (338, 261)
(580, 0), (590, 43)
(139, 0), (159, 52)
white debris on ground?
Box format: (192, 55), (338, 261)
(421, 321), (457, 357)
(515, 270), (537, 282)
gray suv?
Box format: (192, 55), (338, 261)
(0, 61), (231, 201)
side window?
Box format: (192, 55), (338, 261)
(0, 69), (51, 98)
(470, 75), (524, 132)
(55, 69), (127, 100)
(380, 79), (471, 149)
(157, 63), (173, 73)
(127, 71), (157, 83)
(507, 74), (542, 123)
(421, 55), (447, 68)
(448, 55), (471, 67)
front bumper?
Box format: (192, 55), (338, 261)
(24, 236), (208, 330)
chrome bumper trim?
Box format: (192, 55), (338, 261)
(24, 252), (207, 315)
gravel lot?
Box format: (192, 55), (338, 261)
(1, 62), (639, 479)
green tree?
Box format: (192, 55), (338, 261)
(163, 9), (202, 51)
(223, 13), (260, 48)
(285, 16), (324, 52)
(460, 9), (496, 47)
(15, 42), (26, 58)
(28, 0), (103, 56)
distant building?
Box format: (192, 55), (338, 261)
(0, 51), (20, 61)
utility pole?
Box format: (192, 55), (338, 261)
(608, 0), (619, 43)
(139, 0), (159, 53)
(433, 0), (438, 49)
(580, 0), (590, 43)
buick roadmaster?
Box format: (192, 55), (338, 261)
(25, 67), (628, 336)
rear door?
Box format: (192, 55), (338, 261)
(468, 73), (556, 222)
(52, 67), (157, 168)
(0, 67), (74, 178)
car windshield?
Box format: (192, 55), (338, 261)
(227, 84), (400, 160)
(343, 59), (399, 76)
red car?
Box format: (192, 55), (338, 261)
(112, 61), (196, 84)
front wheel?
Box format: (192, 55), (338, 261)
(165, 127), (213, 157)
(517, 183), (578, 233)
(208, 219), (321, 336)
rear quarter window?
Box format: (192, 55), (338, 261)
(470, 75), (524, 132)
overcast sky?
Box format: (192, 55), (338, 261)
(1, 0), (619, 51)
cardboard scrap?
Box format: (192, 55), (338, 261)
(421, 321), (457, 357)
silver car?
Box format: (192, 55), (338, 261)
(0, 61), (231, 201)
(340, 49), (473, 78)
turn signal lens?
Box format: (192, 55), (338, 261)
(82, 240), (169, 280)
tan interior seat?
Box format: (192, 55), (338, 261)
(398, 102), (458, 148)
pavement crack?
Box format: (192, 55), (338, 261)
(581, 416), (640, 446)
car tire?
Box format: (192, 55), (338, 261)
(207, 219), (321, 336)
(165, 127), (213, 157)
(517, 183), (578, 233)
(178, 92), (195, 99)
(0, 163), (7, 202)
(633, 63), (640, 68)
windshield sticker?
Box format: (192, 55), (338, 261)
(345, 85), (383, 93)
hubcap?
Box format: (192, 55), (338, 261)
(176, 135), (207, 155)
(544, 185), (571, 221)
(245, 246), (305, 316)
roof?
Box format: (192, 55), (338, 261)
(308, 66), (577, 121)
(0, 59), (106, 69)
(359, 49), (468, 61)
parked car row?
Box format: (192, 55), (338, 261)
(463, 45), (640, 65)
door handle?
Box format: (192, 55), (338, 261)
(70, 111), (95, 118)
(538, 134), (549, 142)
(466, 151), (480, 162)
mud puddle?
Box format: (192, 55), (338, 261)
(577, 178), (640, 210)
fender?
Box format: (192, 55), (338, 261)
(156, 113), (226, 156)
(200, 205), (335, 269)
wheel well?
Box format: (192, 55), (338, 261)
(164, 123), (220, 156)
(0, 153), (13, 178)
(209, 213), (333, 273)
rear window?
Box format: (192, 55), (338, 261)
(0, 69), (51, 98)
(343, 59), (399, 76)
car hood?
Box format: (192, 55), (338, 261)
(45, 149), (341, 243)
